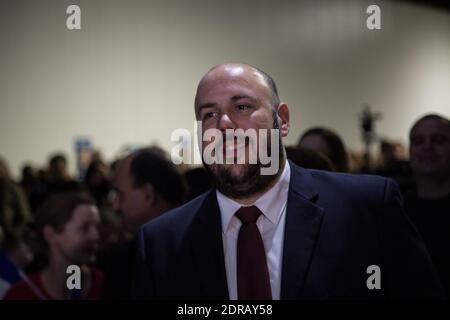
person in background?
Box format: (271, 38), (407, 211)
(298, 127), (349, 172)
(0, 225), (6, 296)
(4, 192), (102, 300)
(20, 164), (47, 212)
(405, 114), (450, 297)
(374, 140), (413, 194)
(0, 171), (34, 299)
(83, 159), (112, 207)
(0, 176), (32, 243)
(0, 227), (34, 299)
(0, 157), (11, 180)
(112, 146), (186, 235)
(44, 153), (80, 196)
(98, 147), (186, 299)
(286, 146), (335, 171)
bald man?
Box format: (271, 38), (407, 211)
(100, 147), (186, 299)
(133, 63), (444, 300)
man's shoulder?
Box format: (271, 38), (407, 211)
(309, 168), (389, 189)
(291, 163), (394, 202)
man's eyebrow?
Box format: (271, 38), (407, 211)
(196, 95), (258, 113)
(230, 94), (258, 102)
(197, 102), (216, 113)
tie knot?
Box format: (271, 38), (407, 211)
(235, 206), (262, 224)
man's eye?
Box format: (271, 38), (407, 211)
(236, 105), (251, 111)
(203, 112), (216, 120)
(433, 135), (449, 144)
(411, 136), (424, 146)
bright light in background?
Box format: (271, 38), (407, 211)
(411, 39), (450, 116)
(281, 0), (367, 55)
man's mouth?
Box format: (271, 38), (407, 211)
(223, 139), (249, 160)
(225, 141), (247, 152)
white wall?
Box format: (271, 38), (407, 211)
(0, 0), (449, 177)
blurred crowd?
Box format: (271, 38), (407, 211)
(0, 113), (449, 299)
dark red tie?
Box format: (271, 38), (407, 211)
(235, 206), (272, 300)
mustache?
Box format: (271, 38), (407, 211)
(208, 132), (256, 149)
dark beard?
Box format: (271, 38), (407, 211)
(203, 111), (285, 199)
(205, 163), (279, 199)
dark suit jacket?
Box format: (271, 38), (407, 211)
(132, 162), (444, 299)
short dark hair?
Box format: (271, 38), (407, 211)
(409, 114), (450, 139)
(49, 153), (67, 167)
(286, 146), (335, 171)
(33, 191), (95, 267)
(129, 147), (186, 206)
(252, 65), (280, 108)
(35, 192), (95, 234)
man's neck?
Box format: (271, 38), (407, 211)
(232, 159), (287, 206)
(415, 175), (450, 199)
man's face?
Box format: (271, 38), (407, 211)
(410, 118), (450, 178)
(112, 157), (150, 233)
(195, 65), (287, 198)
(50, 159), (67, 179)
(53, 204), (100, 265)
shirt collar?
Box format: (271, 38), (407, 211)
(217, 160), (291, 232)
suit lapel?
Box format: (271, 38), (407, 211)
(281, 162), (325, 299)
(187, 162), (324, 300)
(189, 190), (229, 299)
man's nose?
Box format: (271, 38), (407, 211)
(422, 138), (435, 151)
(218, 113), (235, 132)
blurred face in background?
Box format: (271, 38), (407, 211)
(299, 134), (332, 159)
(46, 204), (100, 265)
(410, 117), (450, 179)
(49, 158), (68, 180)
(112, 156), (150, 233)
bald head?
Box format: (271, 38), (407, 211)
(195, 63), (280, 115)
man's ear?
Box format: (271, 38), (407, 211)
(277, 103), (290, 138)
(143, 183), (156, 205)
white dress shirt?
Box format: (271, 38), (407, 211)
(216, 160), (291, 300)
